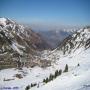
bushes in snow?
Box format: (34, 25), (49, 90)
(15, 74), (23, 79)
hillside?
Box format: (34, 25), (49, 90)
(0, 27), (90, 90)
(0, 18), (51, 69)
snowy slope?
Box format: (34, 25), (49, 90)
(0, 17), (51, 54)
(36, 27), (90, 90)
(0, 45), (90, 90)
(35, 48), (90, 90)
(0, 26), (90, 90)
(41, 27), (90, 61)
(0, 17), (26, 55)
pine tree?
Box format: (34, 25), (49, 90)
(45, 77), (49, 83)
(30, 83), (37, 87)
(43, 79), (46, 83)
(55, 70), (59, 78)
(64, 64), (68, 72)
(33, 83), (37, 86)
(77, 63), (80, 66)
(58, 69), (62, 75)
(49, 74), (53, 81)
(31, 83), (33, 87)
(25, 85), (30, 90)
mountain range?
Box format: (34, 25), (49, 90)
(0, 18), (90, 90)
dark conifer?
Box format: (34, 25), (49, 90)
(25, 85), (30, 90)
(64, 64), (68, 72)
(58, 69), (62, 75)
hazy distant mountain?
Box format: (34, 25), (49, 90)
(33, 29), (72, 48)
(29, 23), (81, 48)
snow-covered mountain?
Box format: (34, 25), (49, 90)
(41, 27), (90, 61)
(0, 17), (90, 90)
(0, 17), (51, 51)
(57, 27), (90, 53)
(0, 17), (51, 69)
(0, 25), (90, 90)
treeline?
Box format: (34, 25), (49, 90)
(25, 64), (68, 90)
(43, 64), (68, 83)
(25, 83), (37, 90)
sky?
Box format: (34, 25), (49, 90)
(0, 0), (90, 26)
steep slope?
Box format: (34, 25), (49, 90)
(41, 27), (90, 61)
(36, 48), (90, 90)
(0, 18), (51, 69)
(0, 17), (51, 51)
(37, 27), (90, 90)
(57, 27), (90, 54)
(0, 27), (90, 90)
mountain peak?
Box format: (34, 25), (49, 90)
(0, 17), (7, 26)
(0, 17), (16, 27)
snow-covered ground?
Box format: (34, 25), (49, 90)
(0, 47), (90, 90)
(36, 48), (90, 90)
(0, 17), (90, 90)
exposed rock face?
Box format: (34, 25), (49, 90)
(0, 18), (51, 69)
(57, 27), (90, 54)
